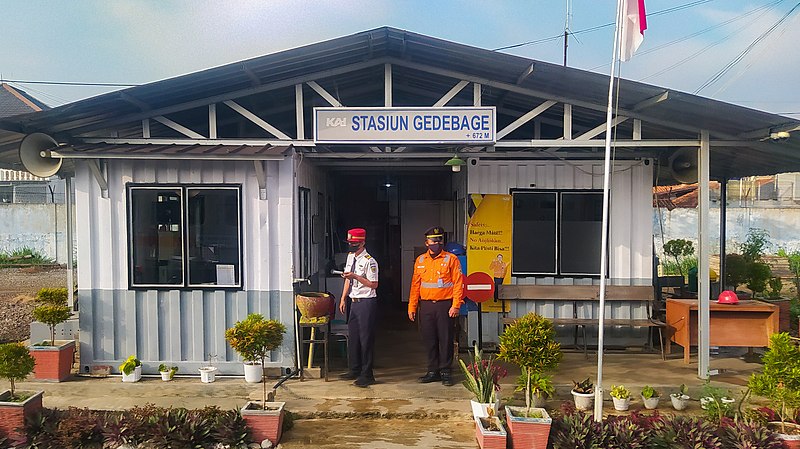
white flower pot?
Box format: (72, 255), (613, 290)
(612, 396), (631, 411)
(470, 398), (502, 418)
(199, 366), (218, 383)
(641, 395), (660, 410)
(571, 390), (594, 411)
(160, 371), (173, 381)
(671, 394), (690, 410)
(244, 362), (263, 383)
(121, 365), (142, 383)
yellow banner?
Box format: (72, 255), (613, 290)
(467, 194), (512, 313)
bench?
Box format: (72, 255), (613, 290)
(499, 284), (666, 359)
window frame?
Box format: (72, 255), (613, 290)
(511, 189), (607, 278)
(127, 183), (243, 290)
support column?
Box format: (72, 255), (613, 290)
(698, 130), (710, 379)
(719, 178), (727, 292)
(66, 176), (74, 310)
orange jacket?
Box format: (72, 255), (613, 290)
(408, 250), (464, 312)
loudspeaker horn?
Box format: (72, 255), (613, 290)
(668, 147), (698, 183)
(18, 133), (62, 178)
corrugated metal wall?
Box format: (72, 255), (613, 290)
(466, 159), (654, 346)
(75, 158), (297, 374)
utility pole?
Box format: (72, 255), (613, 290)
(564, 0), (572, 66)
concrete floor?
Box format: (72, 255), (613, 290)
(13, 304), (768, 447)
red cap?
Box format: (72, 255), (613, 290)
(346, 228), (366, 242)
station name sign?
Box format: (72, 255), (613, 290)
(314, 107), (496, 144)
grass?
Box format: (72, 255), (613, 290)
(0, 247), (55, 266)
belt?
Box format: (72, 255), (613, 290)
(351, 297), (376, 303)
(421, 298), (452, 303)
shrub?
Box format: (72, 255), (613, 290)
(0, 247), (54, 266)
(498, 313), (561, 416)
(0, 342), (36, 399)
(118, 355), (141, 375)
(749, 332), (800, 434)
(32, 287), (71, 346)
(225, 313), (286, 409)
(663, 239), (695, 278)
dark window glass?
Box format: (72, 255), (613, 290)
(187, 188), (241, 286)
(560, 192), (603, 275)
(512, 192), (557, 274)
(129, 188), (184, 285)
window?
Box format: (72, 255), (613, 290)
(128, 185), (242, 288)
(512, 190), (604, 277)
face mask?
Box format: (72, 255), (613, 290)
(427, 243), (442, 255)
(348, 243), (361, 252)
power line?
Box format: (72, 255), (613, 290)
(694, 1), (800, 94)
(493, 0), (718, 51)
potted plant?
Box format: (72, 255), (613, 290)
(474, 406), (507, 449)
(29, 287), (75, 382)
(641, 385), (660, 410)
(225, 314), (276, 384)
(158, 364), (178, 381)
(458, 343), (507, 418)
(699, 382), (736, 420)
(226, 313), (287, 446)
(670, 384), (690, 410)
(0, 342), (43, 444)
(199, 354), (218, 383)
(119, 355), (142, 382)
(749, 332), (800, 446)
(498, 313), (560, 449)
(610, 385), (631, 411)
(571, 378), (594, 411)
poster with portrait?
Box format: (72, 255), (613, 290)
(467, 194), (512, 313)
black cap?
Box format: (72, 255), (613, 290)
(425, 226), (445, 240)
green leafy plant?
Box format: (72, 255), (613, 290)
(31, 287), (72, 346)
(119, 355), (141, 376)
(458, 343), (507, 403)
(779, 248), (800, 298)
(700, 382), (736, 422)
(741, 228), (770, 263)
(747, 262), (773, 296)
(224, 313), (286, 410)
(749, 332), (800, 434)
(498, 313), (561, 417)
(641, 385), (660, 399)
(671, 383), (689, 398)
(571, 377), (593, 394)
(725, 253), (749, 290)
(158, 364), (178, 379)
(663, 239), (695, 278)
(0, 247), (54, 266)
(515, 368), (554, 403)
(610, 385), (631, 400)
(0, 342), (36, 400)
(768, 277), (784, 299)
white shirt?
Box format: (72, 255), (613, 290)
(345, 250), (379, 298)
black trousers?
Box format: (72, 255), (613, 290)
(347, 296), (378, 379)
(419, 299), (455, 373)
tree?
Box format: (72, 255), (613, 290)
(225, 313), (286, 409)
(663, 239), (695, 278)
(0, 342), (36, 399)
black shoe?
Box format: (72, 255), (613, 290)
(338, 371), (358, 380)
(441, 371), (454, 386)
(418, 372), (441, 383)
(353, 377), (375, 388)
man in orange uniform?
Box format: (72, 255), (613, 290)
(408, 226), (464, 386)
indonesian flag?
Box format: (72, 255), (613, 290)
(620, 0), (647, 61)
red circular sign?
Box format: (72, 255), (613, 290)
(465, 272), (495, 303)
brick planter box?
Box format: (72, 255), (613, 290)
(0, 390), (43, 445)
(475, 416), (507, 449)
(241, 401), (285, 445)
(29, 340), (76, 382)
(505, 406), (552, 449)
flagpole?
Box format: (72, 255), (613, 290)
(594, 0), (625, 421)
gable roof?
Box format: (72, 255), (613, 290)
(0, 83), (48, 119)
(0, 27), (797, 180)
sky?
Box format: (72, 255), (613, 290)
(1, 0), (798, 120)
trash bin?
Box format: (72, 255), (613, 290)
(688, 267), (698, 293)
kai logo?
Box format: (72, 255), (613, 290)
(326, 117), (347, 127)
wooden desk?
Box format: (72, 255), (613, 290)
(666, 299), (779, 364)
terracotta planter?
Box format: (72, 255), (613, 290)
(29, 340), (75, 382)
(241, 401), (285, 445)
(768, 422), (800, 448)
(475, 416), (507, 449)
(0, 390), (43, 445)
(504, 406), (551, 449)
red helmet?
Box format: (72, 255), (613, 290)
(717, 290), (739, 304)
